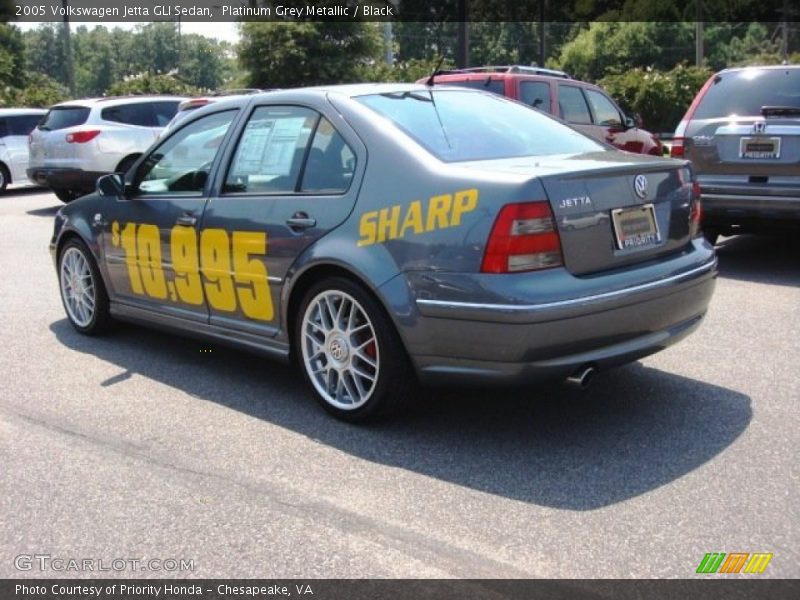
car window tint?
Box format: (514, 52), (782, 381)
(520, 81), (550, 110)
(224, 106), (317, 194)
(8, 115), (42, 135)
(136, 109), (237, 197)
(585, 90), (622, 126)
(437, 79), (506, 95)
(693, 68), (800, 119)
(0, 120), (7, 138)
(151, 101), (181, 127)
(101, 103), (156, 127)
(300, 117), (355, 194)
(558, 85), (592, 124)
(39, 107), (90, 131)
(356, 89), (603, 162)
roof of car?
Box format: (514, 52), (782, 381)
(433, 65), (571, 79)
(717, 64), (800, 74)
(0, 108), (48, 116)
(50, 95), (188, 109)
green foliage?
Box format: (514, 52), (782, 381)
(239, 22), (381, 87)
(1, 72), (67, 108)
(106, 72), (198, 96)
(0, 23), (25, 89)
(553, 22), (695, 81)
(358, 57), (455, 83)
(599, 64), (713, 133)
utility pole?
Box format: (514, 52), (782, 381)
(62, 0), (75, 96)
(539, 1), (546, 67)
(695, 0), (704, 67)
(781, 0), (789, 62)
(456, 0), (468, 68)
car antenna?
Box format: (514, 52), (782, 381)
(425, 56), (447, 87)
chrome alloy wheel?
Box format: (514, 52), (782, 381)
(301, 290), (380, 410)
(60, 246), (96, 328)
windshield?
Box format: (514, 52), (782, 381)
(355, 89), (604, 162)
(693, 68), (800, 119)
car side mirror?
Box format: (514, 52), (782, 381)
(96, 173), (125, 198)
(624, 115), (637, 129)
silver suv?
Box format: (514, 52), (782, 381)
(28, 96), (185, 202)
(671, 65), (800, 244)
(0, 108), (46, 193)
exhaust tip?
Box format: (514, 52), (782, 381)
(564, 365), (596, 390)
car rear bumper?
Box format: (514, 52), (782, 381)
(699, 181), (800, 226)
(395, 241), (717, 385)
(27, 167), (107, 192)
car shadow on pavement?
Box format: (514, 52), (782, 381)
(26, 204), (61, 217)
(715, 233), (800, 287)
(51, 319), (751, 511)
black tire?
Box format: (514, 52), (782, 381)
(703, 228), (719, 247)
(54, 188), (79, 203)
(294, 276), (418, 422)
(115, 155), (139, 176)
(58, 238), (114, 335)
(0, 163), (9, 193)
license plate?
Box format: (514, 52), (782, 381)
(740, 136), (781, 159)
(611, 204), (660, 250)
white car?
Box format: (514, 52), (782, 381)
(28, 96), (185, 202)
(0, 108), (46, 193)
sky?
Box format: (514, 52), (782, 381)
(12, 21), (242, 44)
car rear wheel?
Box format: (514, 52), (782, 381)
(54, 189), (79, 203)
(295, 277), (418, 422)
(0, 164), (9, 193)
(703, 228), (719, 246)
(58, 239), (113, 334)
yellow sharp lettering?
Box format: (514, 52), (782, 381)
(399, 201), (424, 238)
(451, 188), (478, 226)
(377, 205), (401, 243)
(426, 194), (452, 232)
(358, 211), (378, 247)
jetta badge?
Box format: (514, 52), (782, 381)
(633, 174), (648, 199)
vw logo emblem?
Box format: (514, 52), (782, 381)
(633, 175), (648, 199)
(329, 337), (348, 362)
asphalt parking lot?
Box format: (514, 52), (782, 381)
(0, 188), (798, 579)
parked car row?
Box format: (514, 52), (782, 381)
(0, 108), (46, 192)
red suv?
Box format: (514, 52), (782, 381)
(423, 66), (663, 156)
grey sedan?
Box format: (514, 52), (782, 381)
(50, 84), (716, 421)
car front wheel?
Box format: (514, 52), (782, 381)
(295, 277), (417, 422)
(58, 239), (113, 334)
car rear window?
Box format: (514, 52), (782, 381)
(436, 78), (506, 95)
(693, 68), (800, 119)
(356, 89), (604, 162)
(8, 114), (43, 135)
(38, 107), (90, 131)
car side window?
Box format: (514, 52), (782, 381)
(557, 85), (592, 124)
(520, 81), (550, 111)
(152, 101), (181, 127)
(585, 90), (623, 127)
(102, 103), (157, 127)
(135, 109), (237, 197)
(223, 106), (317, 194)
(0, 120), (7, 138)
(300, 117), (355, 194)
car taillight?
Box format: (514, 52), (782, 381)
(481, 201), (563, 273)
(65, 130), (101, 144)
(690, 181), (703, 238)
(670, 137), (685, 158)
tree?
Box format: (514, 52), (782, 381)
(239, 22), (381, 88)
(106, 72), (198, 96)
(0, 23), (25, 90)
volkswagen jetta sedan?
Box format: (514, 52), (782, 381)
(50, 84), (716, 421)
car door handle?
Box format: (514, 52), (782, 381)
(176, 213), (197, 226)
(286, 213), (316, 230)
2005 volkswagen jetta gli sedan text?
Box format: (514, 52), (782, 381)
(50, 84), (717, 421)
